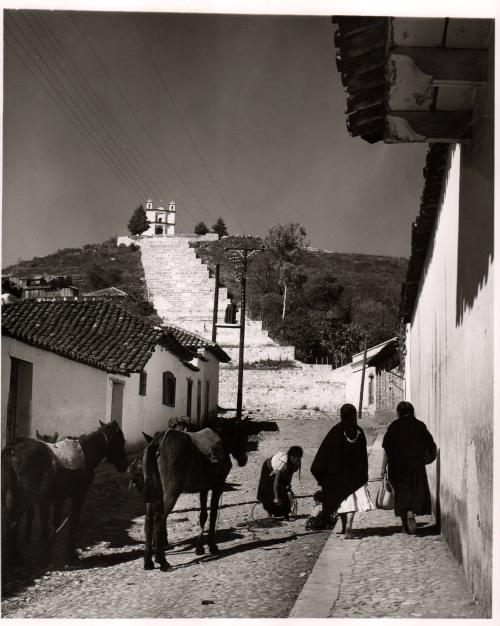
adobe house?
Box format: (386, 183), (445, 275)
(1, 300), (230, 450)
(365, 338), (404, 422)
(334, 16), (493, 615)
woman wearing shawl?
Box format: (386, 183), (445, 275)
(257, 446), (303, 519)
(382, 401), (437, 534)
(311, 404), (372, 536)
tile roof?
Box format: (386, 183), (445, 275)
(1, 300), (191, 375)
(84, 287), (127, 297)
(400, 144), (451, 323)
(333, 16), (388, 143)
(161, 323), (231, 363)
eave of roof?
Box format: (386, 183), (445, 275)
(400, 144), (451, 323)
(333, 16), (388, 144)
(161, 323), (231, 363)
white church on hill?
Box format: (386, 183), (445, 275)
(143, 198), (176, 237)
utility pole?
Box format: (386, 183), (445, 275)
(224, 240), (263, 419)
(211, 263), (220, 342)
(358, 336), (368, 419)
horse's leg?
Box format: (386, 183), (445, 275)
(153, 501), (167, 566)
(39, 499), (51, 539)
(24, 506), (35, 540)
(144, 502), (155, 570)
(195, 490), (209, 556)
(66, 491), (86, 562)
(157, 490), (180, 572)
(207, 487), (223, 555)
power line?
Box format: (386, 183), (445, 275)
(69, 12), (219, 231)
(132, 14), (246, 234)
(5, 20), (144, 203)
(7, 15), (148, 202)
(29, 10), (190, 233)
(16, 12), (157, 204)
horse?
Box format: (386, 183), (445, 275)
(142, 417), (249, 571)
(1, 420), (128, 564)
(21, 430), (60, 540)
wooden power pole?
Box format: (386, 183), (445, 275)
(358, 336), (368, 419)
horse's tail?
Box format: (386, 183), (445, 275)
(143, 434), (164, 503)
(1, 447), (18, 523)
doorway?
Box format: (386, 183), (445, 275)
(6, 357), (33, 443)
(110, 381), (124, 428)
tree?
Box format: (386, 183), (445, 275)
(264, 223), (308, 319)
(128, 205), (149, 236)
(194, 221), (209, 235)
(212, 217), (228, 239)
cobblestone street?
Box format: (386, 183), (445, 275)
(1, 411), (482, 618)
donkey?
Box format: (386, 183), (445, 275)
(2, 420), (128, 564)
(22, 430), (60, 540)
(142, 417), (249, 571)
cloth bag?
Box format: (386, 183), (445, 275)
(375, 473), (394, 510)
(423, 442), (437, 465)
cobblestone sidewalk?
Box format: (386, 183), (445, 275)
(291, 434), (483, 618)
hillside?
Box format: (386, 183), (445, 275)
(2, 238), (157, 320)
(192, 240), (407, 362)
(3, 237), (407, 362)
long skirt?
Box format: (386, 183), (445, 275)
(390, 467), (431, 516)
(337, 484), (374, 514)
(256, 460), (291, 517)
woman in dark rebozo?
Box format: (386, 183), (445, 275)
(311, 403), (371, 536)
(257, 446), (303, 519)
(382, 400), (437, 534)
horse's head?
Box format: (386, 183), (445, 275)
(36, 430), (59, 443)
(221, 417), (248, 467)
(99, 420), (129, 472)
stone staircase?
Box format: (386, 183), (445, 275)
(125, 235), (295, 363)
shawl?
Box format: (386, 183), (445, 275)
(311, 422), (368, 510)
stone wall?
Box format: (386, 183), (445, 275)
(219, 363), (353, 414)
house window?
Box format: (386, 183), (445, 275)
(204, 380), (210, 420)
(368, 374), (374, 405)
(163, 371), (176, 406)
(186, 378), (193, 418)
(197, 380), (202, 425)
(139, 371), (147, 396)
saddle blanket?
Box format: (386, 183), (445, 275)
(45, 438), (86, 470)
(189, 428), (223, 464)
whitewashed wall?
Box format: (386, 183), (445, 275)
(407, 143), (493, 612)
(1, 338), (108, 441)
(2, 339), (222, 451)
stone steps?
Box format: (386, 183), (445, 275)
(128, 234), (296, 362)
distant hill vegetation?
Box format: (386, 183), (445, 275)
(192, 239), (407, 364)
(2, 238), (158, 320)
(3, 236), (407, 364)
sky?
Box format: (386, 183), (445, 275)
(2, 7), (441, 267)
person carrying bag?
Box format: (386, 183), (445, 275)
(376, 470), (394, 510)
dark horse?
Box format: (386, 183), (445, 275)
(2, 420), (128, 564)
(141, 417), (248, 571)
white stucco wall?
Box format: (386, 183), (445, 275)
(1, 337), (108, 443)
(407, 143), (493, 612)
(2, 339), (222, 452)
(114, 347), (221, 449)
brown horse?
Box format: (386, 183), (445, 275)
(22, 430), (60, 540)
(141, 417), (248, 571)
(2, 420), (128, 564)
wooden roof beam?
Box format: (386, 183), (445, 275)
(392, 46), (487, 86)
